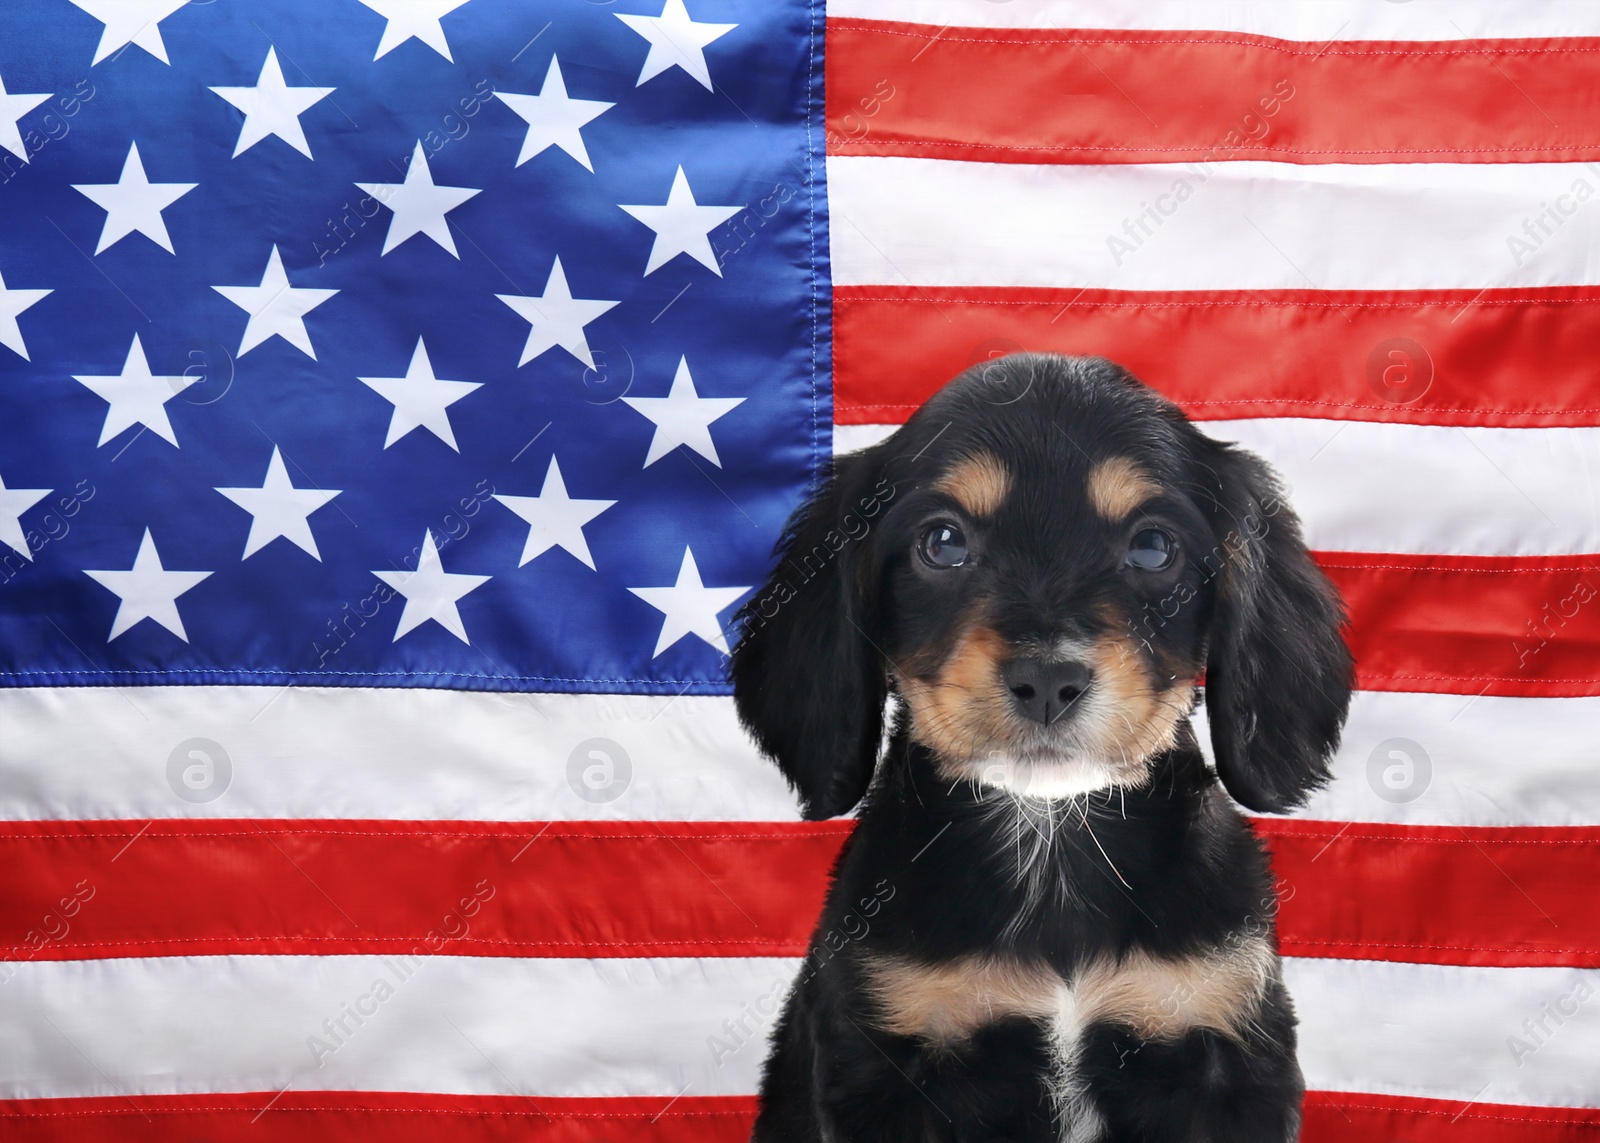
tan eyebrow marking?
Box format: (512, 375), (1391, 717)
(1088, 457), (1159, 521)
(935, 453), (1012, 517)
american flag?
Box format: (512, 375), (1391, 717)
(0, 1), (1597, 1140)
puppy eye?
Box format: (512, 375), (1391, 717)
(1126, 528), (1175, 571)
(918, 522), (970, 569)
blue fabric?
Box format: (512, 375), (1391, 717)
(0, 0), (828, 693)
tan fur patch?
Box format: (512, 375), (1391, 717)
(936, 453), (1012, 518)
(895, 609), (1197, 792)
(861, 935), (1274, 1045)
(862, 953), (1061, 1042)
(1086, 629), (1192, 764)
(896, 624), (1012, 760)
(1088, 457), (1158, 521)
(1076, 932), (1276, 1040)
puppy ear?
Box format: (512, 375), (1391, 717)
(1200, 441), (1353, 813)
(731, 452), (891, 820)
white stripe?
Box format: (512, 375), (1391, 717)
(0, 954), (795, 1099)
(0, 687), (799, 822)
(1208, 419), (1600, 557)
(834, 423), (898, 455)
(829, 156), (1600, 290)
(1288, 958), (1600, 1108)
(829, 0), (1600, 39)
(1202, 693), (1600, 827)
(836, 420), (1600, 557)
(4, 687), (1594, 829)
(6, 954), (1598, 1108)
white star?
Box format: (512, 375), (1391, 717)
(374, 529), (490, 644)
(618, 165), (741, 276)
(214, 446), (342, 560)
(496, 257), (619, 368)
(356, 142), (481, 258)
(0, 72), (51, 164)
(498, 56), (613, 171)
(71, 141), (197, 255)
(357, 0), (472, 62)
(622, 356), (743, 468)
(73, 333), (198, 447)
(208, 47), (334, 159)
(68, 0), (191, 66)
(628, 546), (748, 657)
(83, 529), (212, 643)
(493, 457), (615, 570)
(616, 0), (736, 91)
(213, 245), (338, 358)
(358, 337), (481, 451)
(0, 264), (51, 361)
(0, 473), (51, 561)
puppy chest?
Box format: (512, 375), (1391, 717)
(859, 937), (1275, 1048)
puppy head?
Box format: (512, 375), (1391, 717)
(732, 355), (1352, 818)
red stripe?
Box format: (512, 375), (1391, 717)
(8, 813), (1600, 970)
(1259, 819), (1600, 968)
(1303, 1091), (1600, 1142)
(828, 20), (1600, 164)
(3, 1090), (1599, 1142)
(0, 819), (848, 962)
(1325, 554), (1600, 697)
(833, 285), (1600, 428)
(0, 1093), (757, 1143)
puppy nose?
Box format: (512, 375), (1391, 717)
(1003, 658), (1094, 725)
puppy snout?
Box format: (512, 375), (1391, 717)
(1003, 657), (1093, 725)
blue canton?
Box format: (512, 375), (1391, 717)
(0, 0), (828, 694)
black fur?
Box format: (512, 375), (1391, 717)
(731, 355), (1353, 1142)
(1195, 442), (1351, 814)
(731, 453), (892, 819)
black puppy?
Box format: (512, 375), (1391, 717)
(731, 354), (1352, 1142)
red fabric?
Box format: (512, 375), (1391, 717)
(9, 1082), (1600, 1133)
(1324, 554), (1600, 697)
(1259, 819), (1600, 968)
(0, 819), (848, 961)
(10, 1090), (1600, 1143)
(834, 285), (1600, 428)
(829, 20), (1600, 165)
(1303, 1092), (1600, 1142)
(0, 1093), (759, 1143)
(13, 812), (1600, 975)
